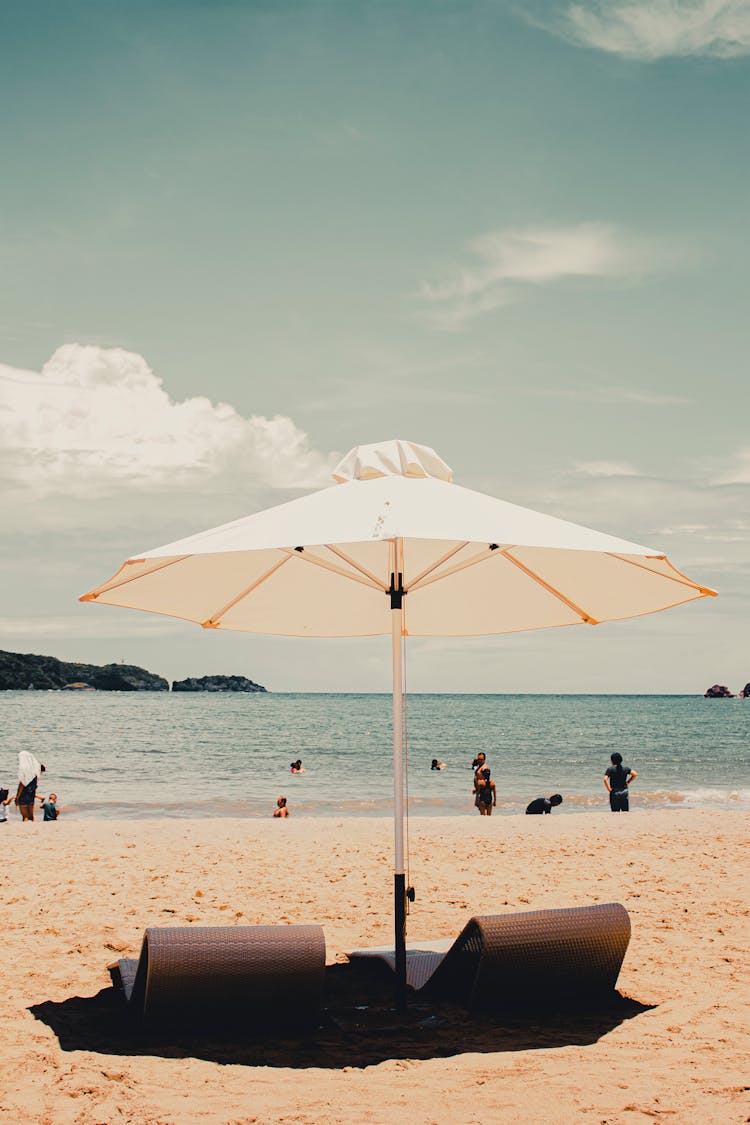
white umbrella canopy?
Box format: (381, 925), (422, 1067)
(80, 439), (715, 1008)
(81, 439), (713, 637)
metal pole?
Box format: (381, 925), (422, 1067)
(391, 543), (407, 1011)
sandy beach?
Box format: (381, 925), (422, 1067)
(2, 809), (748, 1124)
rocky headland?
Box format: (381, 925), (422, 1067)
(0, 650), (169, 691)
(0, 651), (267, 693)
(704, 684), (735, 698)
(172, 675), (266, 693)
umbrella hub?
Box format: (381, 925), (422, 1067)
(332, 440), (453, 484)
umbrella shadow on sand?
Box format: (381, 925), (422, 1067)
(30, 961), (654, 1070)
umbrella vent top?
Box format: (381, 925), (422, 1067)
(332, 440), (453, 485)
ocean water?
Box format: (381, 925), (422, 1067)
(1, 692), (748, 819)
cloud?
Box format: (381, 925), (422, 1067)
(543, 458), (750, 584)
(532, 385), (693, 406)
(0, 344), (337, 497)
(550, 0), (750, 60)
(419, 223), (667, 329)
(0, 615), (184, 639)
(714, 447), (750, 483)
(573, 460), (641, 477)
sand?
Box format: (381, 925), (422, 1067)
(1, 809), (748, 1125)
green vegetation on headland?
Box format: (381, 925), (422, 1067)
(0, 650), (267, 693)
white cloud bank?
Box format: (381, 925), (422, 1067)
(553, 0), (750, 60)
(419, 223), (664, 329)
(0, 344), (337, 496)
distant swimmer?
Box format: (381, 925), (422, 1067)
(431, 758), (446, 770)
(273, 796), (289, 818)
(290, 759), (305, 774)
(525, 794), (563, 815)
(604, 752), (637, 812)
(474, 768), (496, 816)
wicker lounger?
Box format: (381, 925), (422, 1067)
(348, 903), (630, 1009)
(109, 924), (326, 1025)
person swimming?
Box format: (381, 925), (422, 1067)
(431, 758), (446, 770)
(290, 759), (305, 774)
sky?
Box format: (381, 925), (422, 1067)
(1, 0), (748, 693)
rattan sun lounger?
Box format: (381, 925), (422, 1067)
(109, 924), (326, 1025)
(348, 902), (630, 1009)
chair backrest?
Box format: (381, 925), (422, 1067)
(428, 902), (630, 1008)
(130, 924), (326, 1024)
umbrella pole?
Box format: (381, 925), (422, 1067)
(391, 566), (407, 1011)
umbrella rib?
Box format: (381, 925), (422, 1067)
(408, 542), (470, 589)
(201, 555), (292, 627)
(80, 555), (191, 601)
(280, 546), (384, 591)
(606, 553), (717, 595)
(408, 544), (499, 592)
(501, 549), (600, 624)
(320, 545), (385, 589)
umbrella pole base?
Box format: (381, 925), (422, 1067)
(394, 872), (407, 1011)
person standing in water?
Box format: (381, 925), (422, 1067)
(472, 753), (490, 808)
(604, 752), (637, 812)
(15, 752), (45, 822)
(0, 788), (13, 824)
(474, 768), (496, 815)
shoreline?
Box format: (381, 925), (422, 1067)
(3, 809), (748, 1123)
(5, 790), (749, 819)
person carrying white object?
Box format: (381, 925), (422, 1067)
(16, 751), (45, 823)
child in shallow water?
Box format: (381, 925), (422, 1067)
(474, 768), (496, 816)
(0, 787), (12, 823)
(39, 792), (59, 821)
(273, 796), (289, 818)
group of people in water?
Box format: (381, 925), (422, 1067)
(463, 750), (637, 816)
(275, 751), (638, 820)
(1, 752), (60, 824)
(272, 758), (307, 816)
(4, 748), (638, 822)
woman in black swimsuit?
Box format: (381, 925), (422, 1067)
(475, 768), (496, 816)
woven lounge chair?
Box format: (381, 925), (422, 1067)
(348, 902), (630, 1009)
(109, 924), (326, 1025)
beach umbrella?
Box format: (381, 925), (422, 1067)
(80, 439), (715, 1008)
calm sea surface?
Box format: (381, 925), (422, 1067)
(1, 692), (747, 818)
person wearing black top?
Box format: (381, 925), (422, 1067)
(525, 794), (563, 815)
(604, 752), (637, 812)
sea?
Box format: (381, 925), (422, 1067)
(2, 691), (748, 820)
